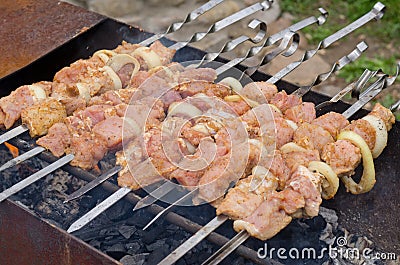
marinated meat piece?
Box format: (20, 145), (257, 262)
(0, 82), (51, 129)
(137, 75), (169, 98)
(321, 140), (361, 176)
(176, 80), (230, 99)
(89, 89), (136, 106)
(93, 116), (126, 150)
(170, 168), (205, 187)
(260, 150), (291, 189)
(343, 119), (376, 151)
(284, 102), (316, 124)
(267, 117), (295, 149)
(51, 82), (87, 115)
(21, 98), (67, 137)
(370, 102), (396, 131)
(160, 90), (182, 109)
(233, 192), (292, 241)
(117, 158), (163, 190)
(36, 123), (71, 157)
(276, 189), (305, 215)
(54, 58), (104, 85)
(67, 132), (108, 170)
(125, 98), (165, 130)
(285, 165), (321, 217)
(312, 112), (349, 138)
(240, 82), (278, 104)
(130, 70), (152, 88)
(73, 104), (113, 128)
(116, 64), (135, 88)
(283, 149), (320, 172)
(178, 68), (217, 83)
(113, 41), (141, 54)
(269, 91), (302, 112)
(293, 123), (334, 155)
(149, 40), (176, 66)
(225, 98), (251, 116)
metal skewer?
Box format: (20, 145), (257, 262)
(132, 181), (176, 212)
(63, 165), (122, 203)
(139, 0), (226, 46)
(267, 2), (385, 84)
(159, 62), (399, 265)
(0, 146), (45, 172)
(0, 154), (74, 203)
(0, 124), (28, 145)
(199, 73), (399, 265)
(168, 1), (273, 51)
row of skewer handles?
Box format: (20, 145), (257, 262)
(0, 1), (399, 264)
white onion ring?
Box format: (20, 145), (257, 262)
(308, 161), (339, 199)
(362, 115), (388, 158)
(93, 49), (117, 63)
(268, 104), (282, 114)
(132, 47), (162, 69)
(337, 131), (375, 194)
(168, 101), (203, 118)
(102, 66), (122, 90)
(280, 142), (307, 153)
(106, 54), (140, 78)
(218, 77), (243, 93)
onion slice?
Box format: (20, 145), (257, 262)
(93, 49), (117, 63)
(28, 85), (47, 102)
(337, 130), (375, 194)
(102, 66), (122, 90)
(168, 102), (203, 118)
(285, 119), (298, 131)
(132, 47), (162, 69)
(308, 161), (339, 199)
(76, 83), (91, 103)
(362, 115), (388, 158)
(280, 142), (307, 153)
(218, 77), (243, 93)
(107, 54), (140, 78)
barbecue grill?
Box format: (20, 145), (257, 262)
(0, 1), (399, 265)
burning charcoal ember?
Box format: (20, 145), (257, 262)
(120, 254), (148, 265)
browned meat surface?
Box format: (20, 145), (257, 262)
(178, 68), (217, 83)
(149, 40), (176, 66)
(283, 149), (320, 172)
(240, 82), (278, 104)
(284, 102), (316, 124)
(269, 91), (302, 112)
(0, 82), (52, 129)
(176, 80), (230, 99)
(36, 122), (71, 157)
(343, 119), (376, 151)
(321, 139), (361, 176)
(293, 123), (334, 155)
(370, 102), (396, 131)
(311, 112), (349, 138)
(285, 165), (321, 217)
(21, 98), (67, 137)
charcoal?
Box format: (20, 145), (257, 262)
(118, 225), (137, 239)
(89, 239), (102, 249)
(126, 241), (142, 254)
(146, 246), (170, 265)
(120, 254), (147, 265)
(146, 238), (166, 251)
(141, 224), (165, 244)
(106, 243), (127, 259)
(106, 199), (132, 221)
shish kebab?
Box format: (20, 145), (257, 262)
(63, 0), (383, 222)
(129, 1), (386, 212)
(159, 71), (399, 265)
(65, 41), (369, 234)
(0, 0), (276, 143)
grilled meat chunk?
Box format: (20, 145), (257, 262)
(370, 102), (396, 131)
(293, 123), (334, 155)
(284, 102), (316, 124)
(269, 91), (302, 112)
(321, 139), (361, 176)
(36, 122), (71, 157)
(21, 98), (67, 137)
(240, 81), (278, 104)
(343, 119), (376, 151)
(311, 112), (349, 139)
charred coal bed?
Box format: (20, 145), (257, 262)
(0, 140), (387, 265)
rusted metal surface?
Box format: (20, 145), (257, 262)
(0, 0), (104, 79)
(0, 199), (120, 265)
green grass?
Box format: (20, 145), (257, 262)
(280, 0), (400, 44)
